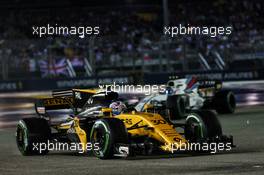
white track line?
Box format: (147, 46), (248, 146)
(0, 109), (35, 116)
(0, 91), (51, 98)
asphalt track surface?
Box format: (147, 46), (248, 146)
(0, 93), (264, 175)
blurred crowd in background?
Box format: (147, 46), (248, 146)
(0, 0), (263, 79)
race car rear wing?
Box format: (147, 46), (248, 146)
(35, 89), (97, 115)
(198, 80), (222, 90)
(52, 89), (73, 97)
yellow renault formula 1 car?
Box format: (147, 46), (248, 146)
(16, 89), (234, 159)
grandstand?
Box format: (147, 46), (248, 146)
(0, 0), (263, 82)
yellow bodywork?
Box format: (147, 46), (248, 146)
(54, 110), (188, 153)
(45, 89), (188, 153)
(56, 117), (87, 152)
(115, 112), (188, 152)
(73, 118), (87, 152)
(72, 89), (98, 94)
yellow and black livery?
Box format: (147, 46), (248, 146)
(16, 89), (234, 159)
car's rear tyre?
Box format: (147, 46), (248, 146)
(185, 110), (222, 142)
(90, 118), (128, 159)
(16, 118), (51, 155)
(166, 95), (186, 120)
(213, 90), (236, 114)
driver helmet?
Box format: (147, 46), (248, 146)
(109, 101), (127, 115)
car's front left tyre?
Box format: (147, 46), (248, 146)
(90, 118), (128, 159)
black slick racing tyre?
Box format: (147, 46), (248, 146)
(166, 95), (186, 120)
(16, 118), (51, 155)
(185, 110), (222, 142)
(213, 90), (236, 114)
(90, 118), (128, 159)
